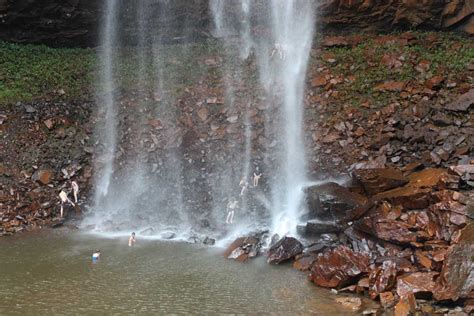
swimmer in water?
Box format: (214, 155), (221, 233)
(92, 249), (101, 261)
(128, 232), (136, 247)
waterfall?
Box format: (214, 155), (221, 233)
(210, 0), (315, 236)
(89, 0), (315, 240)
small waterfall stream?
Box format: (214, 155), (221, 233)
(89, 0), (316, 241)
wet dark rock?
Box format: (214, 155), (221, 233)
(224, 236), (260, 263)
(305, 182), (367, 222)
(159, 231), (176, 239)
(352, 168), (408, 196)
(267, 236), (304, 264)
(297, 220), (342, 236)
(202, 236), (215, 245)
(309, 245), (370, 288)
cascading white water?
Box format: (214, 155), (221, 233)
(90, 0), (315, 240)
(94, 0), (119, 202)
(210, 0), (315, 236)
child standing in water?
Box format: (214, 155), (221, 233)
(128, 232), (136, 247)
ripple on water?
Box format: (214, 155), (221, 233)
(0, 231), (377, 314)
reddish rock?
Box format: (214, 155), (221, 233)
(32, 169), (53, 185)
(311, 76), (328, 88)
(352, 168), (408, 196)
(224, 236), (260, 263)
(322, 36), (350, 47)
(380, 291), (396, 309)
(425, 75), (444, 90)
(394, 299), (410, 316)
(309, 245), (370, 288)
(374, 81), (405, 92)
(396, 272), (438, 298)
(43, 119), (54, 129)
(267, 236), (303, 264)
(369, 260), (398, 299)
(434, 223), (474, 301)
(293, 254), (318, 271)
(373, 186), (431, 209)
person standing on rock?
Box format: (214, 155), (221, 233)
(59, 190), (75, 218)
(71, 181), (79, 203)
(128, 232), (136, 247)
(226, 199), (239, 224)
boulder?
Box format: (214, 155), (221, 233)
(352, 168), (408, 196)
(224, 236), (260, 263)
(433, 223), (474, 301)
(305, 182), (367, 222)
(293, 253), (318, 271)
(297, 220), (342, 236)
(267, 236), (304, 264)
(372, 186), (432, 209)
(309, 245), (370, 288)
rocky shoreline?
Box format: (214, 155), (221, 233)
(225, 164), (473, 314)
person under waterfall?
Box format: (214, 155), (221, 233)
(71, 181), (79, 203)
(239, 177), (249, 196)
(128, 232), (136, 247)
(59, 190), (75, 218)
(253, 169), (262, 187)
(226, 199), (239, 224)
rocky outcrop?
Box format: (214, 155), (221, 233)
(0, 0), (472, 47)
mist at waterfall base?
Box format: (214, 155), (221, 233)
(84, 0), (317, 243)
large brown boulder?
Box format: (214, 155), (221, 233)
(309, 245), (370, 288)
(433, 223), (474, 301)
(267, 236), (304, 264)
(352, 168), (408, 196)
(305, 182), (368, 222)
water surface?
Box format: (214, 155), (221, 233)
(0, 230), (376, 314)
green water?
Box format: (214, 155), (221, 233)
(0, 229), (376, 315)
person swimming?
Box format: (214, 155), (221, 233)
(128, 232), (136, 247)
(92, 249), (101, 261)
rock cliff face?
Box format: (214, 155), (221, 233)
(0, 0), (472, 47)
(317, 0), (474, 34)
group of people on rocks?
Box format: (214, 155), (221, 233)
(225, 168), (263, 224)
(58, 181), (80, 218)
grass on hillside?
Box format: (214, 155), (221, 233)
(0, 32), (472, 105)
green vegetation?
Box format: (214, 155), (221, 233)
(319, 32), (474, 106)
(0, 42), (96, 104)
(0, 32), (472, 105)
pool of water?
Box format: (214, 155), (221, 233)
(0, 229), (376, 315)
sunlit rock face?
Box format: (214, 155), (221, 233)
(0, 0), (473, 47)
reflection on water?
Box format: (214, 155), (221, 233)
(0, 229), (376, 314)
